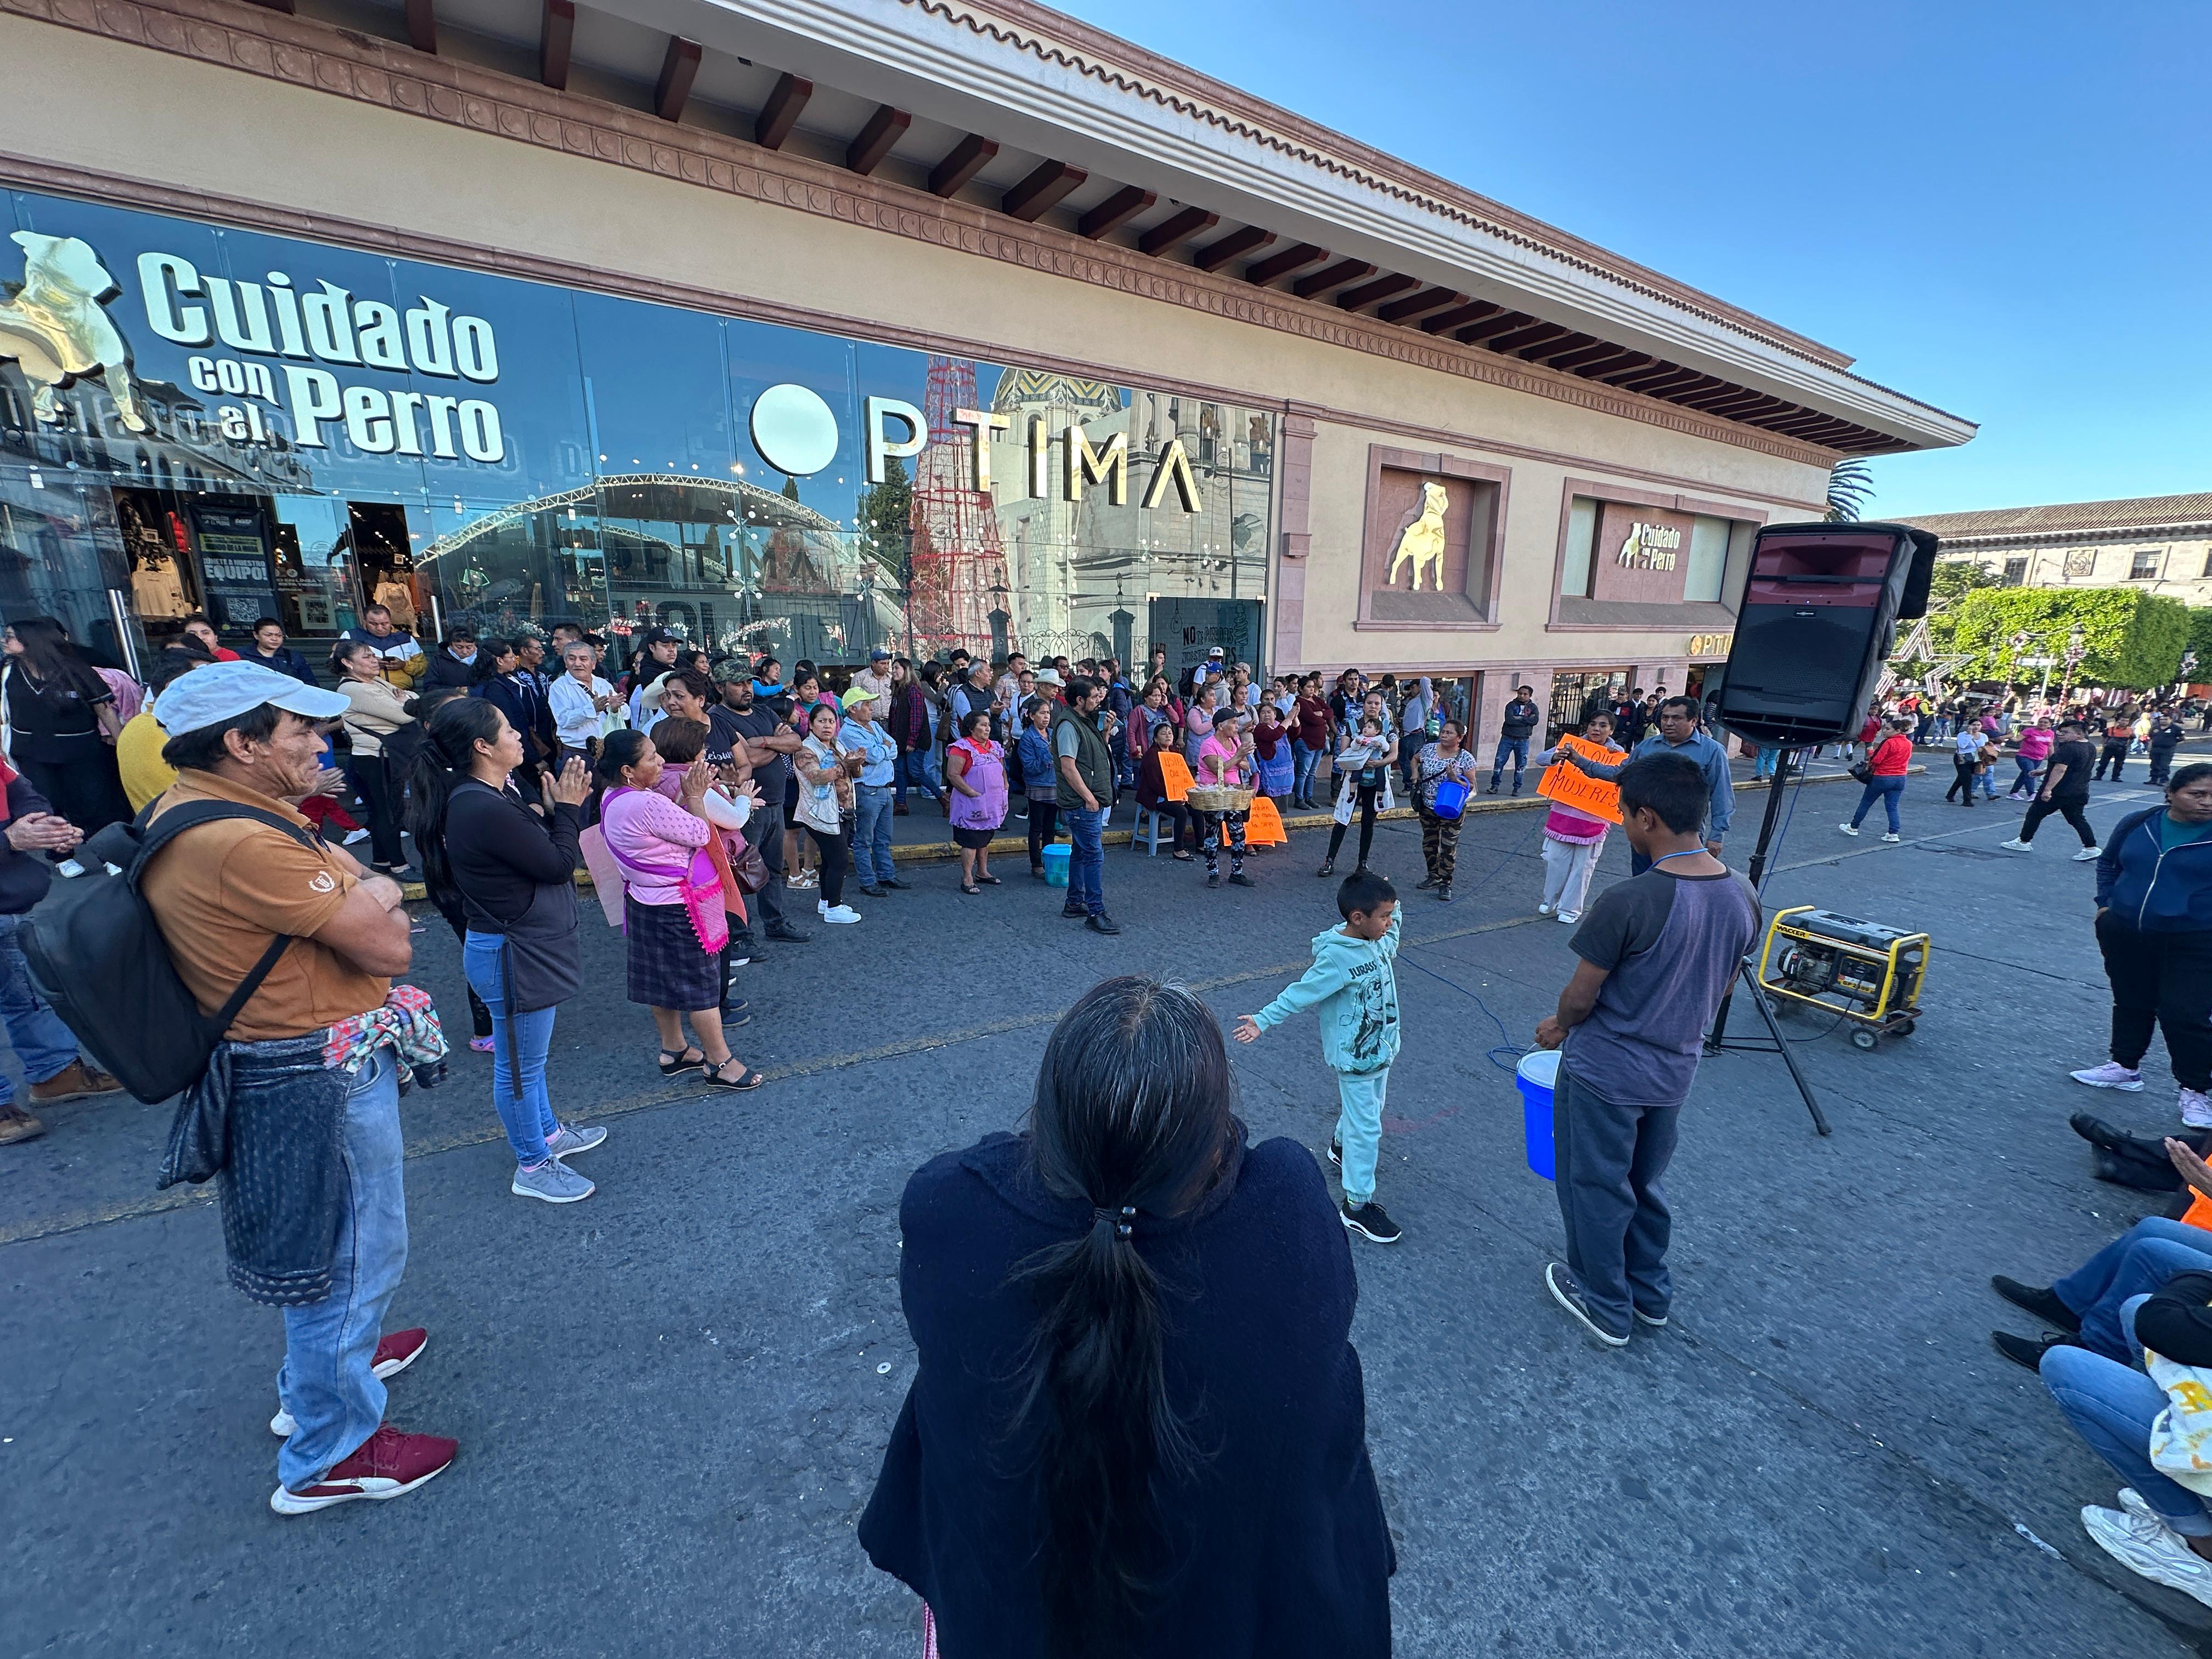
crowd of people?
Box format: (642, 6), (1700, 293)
(13, 595), (2212, 1638)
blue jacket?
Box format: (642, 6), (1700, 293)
(2098, 808), (2212, 933)
(860, 1127), (1392, 1659)
(1254, 911), (1401, 1073)
(1015, 725), (1057, 795)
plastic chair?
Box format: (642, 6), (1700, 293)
(1133, 805), (1168, 856)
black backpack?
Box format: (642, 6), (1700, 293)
(20, 803), (315, 1103)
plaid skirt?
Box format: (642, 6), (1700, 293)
(624, 893), (721, 1011)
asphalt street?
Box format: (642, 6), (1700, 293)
(3, 752), (2205, 1658)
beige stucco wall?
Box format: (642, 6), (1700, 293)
(0, 9), (1832, 684)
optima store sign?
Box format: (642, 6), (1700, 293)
(137, 252), (509, 462)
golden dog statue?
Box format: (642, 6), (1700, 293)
(1385, 481), (1448, 592)
(0, 232), (149, 433)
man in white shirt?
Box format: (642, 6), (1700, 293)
(548, 641), (619, 767)
(854, 648), (895, 710)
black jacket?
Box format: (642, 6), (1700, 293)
(2138, 1268), (2212, 1367)
(860, 1127), (1393, 1659)
(0, 773), (55, 916)
(1500, 698), (1541, 741)
(424, 648), (481, 691)
(242, 645), (319, 687)
(478, 673), (557, 761)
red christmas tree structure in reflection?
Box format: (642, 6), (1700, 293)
(907, 355), (1009, 658)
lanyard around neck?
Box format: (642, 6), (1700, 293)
(1649, 848), (1707, 870)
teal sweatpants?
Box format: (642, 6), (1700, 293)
(1335, 1066), (1389, 1207)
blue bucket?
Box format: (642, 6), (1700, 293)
(1515, 1049), (1560, 1181)
(1041, 842), (1071, 887)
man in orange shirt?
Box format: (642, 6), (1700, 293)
(2095, 704), (2138, 782)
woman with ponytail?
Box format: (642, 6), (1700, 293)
(408, 697), (605, 1204)
(860, 976), (1393, 1658)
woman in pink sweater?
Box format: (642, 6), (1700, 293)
(2010, 720), (2056, 801)
(596, 729), (763, 1091)
(1530, 709), (1625, 924)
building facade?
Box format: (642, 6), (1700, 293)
(0, 0), (1968, 740)
(1906, 494), (2212, 606)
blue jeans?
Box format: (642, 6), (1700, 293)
(1293, 739), (1323, 804)
(2053, 1217), (2212, 1363)
(1335, 1067), (1388, 1208)
(853, 783), (895, 886)
(0, 913), (85, 1108)
(462, 932), (559, 1166)
(1065, 806), (1107, 915)
(2012, 757), (2040, 795)
(276, 1048), (407, 1490)
(2044, 1296), (2212, 1537)
(1849, 775), (1905, 833)
(1490, 737), (1528, 791)
(1753, 747), (1778, 780)
(894, 747), (940, 805)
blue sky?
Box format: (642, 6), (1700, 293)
(1054, 0), (2208, 518)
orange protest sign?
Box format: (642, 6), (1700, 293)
(1536, 732), (1623, 825)
(1157, 751), (1195, 803)
(1245, 794), (1286, 845)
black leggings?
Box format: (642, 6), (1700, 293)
(1026, 799), (1060, 868)
(2019, 795), (2096, 848)
(350, 754), (406, 867)
(812, 826), (848, 907)
(1327, 783), (1381, 866)
(2097, 913), (2212, 1091)
(1945, 757), (1978, 803)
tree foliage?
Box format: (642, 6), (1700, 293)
(1824, 458), (1874, 522)
(1946, 586), (2192, 689)
(855, 453), (913, 582)
(1928, 559), (1999, 606)
(2187, 605), (2212, 669)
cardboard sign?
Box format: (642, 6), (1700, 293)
(1246, 794), (1286, 845)
(1157, 751), (1195, 804)
(1536, 733), (1623, 825)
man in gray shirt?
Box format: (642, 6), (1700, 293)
(1559, 694), (1733, 870)
(1533, 753), (1759, 1346)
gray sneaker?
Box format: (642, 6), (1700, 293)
(544, 1121), (607, 1159)
(511, 1158), (594, 1204)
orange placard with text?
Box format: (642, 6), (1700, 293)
(1245, 794), (1286, 845)
(1536, 732), (1623, 825)
(1157, 752), (1195, 803)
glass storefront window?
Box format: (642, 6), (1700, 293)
(2, 187), (1273, 673)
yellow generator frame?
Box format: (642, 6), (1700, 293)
(1756, 906), (1929, 1050)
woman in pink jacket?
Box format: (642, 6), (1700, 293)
(2010, 720), (2055, 802)
(595, 729), (763, 1090)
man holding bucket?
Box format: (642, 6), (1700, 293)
(1531, 754), (1758, 1346)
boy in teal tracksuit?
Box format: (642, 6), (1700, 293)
(1237, 870), (1404, 1243)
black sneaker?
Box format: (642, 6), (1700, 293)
(1062, 904), (1088, 919)
(1414, 874), (1438, 890)
(858, 885), (887, 899)
(1992, 1329), (2078, 1371)
(1991, 1275), (2082, 1334)
(765, 921), (812, 944)
(1086, 912), (1121, 935)
(1206, 871), (1221, 888)
(1341, 1199), (1401, 1244)
(1436, 884), (1453, 903)
(1327, 1137), (1342, 1167)
(881, 878), (911, 890)
(1227, 872), (1255, 888)
(1544, 1262), (1628, 1346)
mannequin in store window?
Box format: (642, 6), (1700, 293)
(1, 616), (131, 833)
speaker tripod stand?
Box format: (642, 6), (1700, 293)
(1701, 746), (1832, 1136)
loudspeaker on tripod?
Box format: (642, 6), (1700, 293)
(1714, 522), (1939, 747)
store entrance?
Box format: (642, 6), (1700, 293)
(1547, 668), (1629, 740)
(347, 503), (426, 638)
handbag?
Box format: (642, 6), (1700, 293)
(1848, 760), (1875, 785)
(732, 836), (768, 896)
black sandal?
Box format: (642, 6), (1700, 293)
(703, 1060), (766, 1091)
(977, 873), (1002, 885)
(961, 882), (981, 895)
(658, 1047), (706, 1077)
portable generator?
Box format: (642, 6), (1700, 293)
(1756, 906), (1929, 1049)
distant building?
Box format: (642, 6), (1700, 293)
(1903, 494), (2212, 602)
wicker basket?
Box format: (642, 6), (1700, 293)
(1186, 785), (1254, 813)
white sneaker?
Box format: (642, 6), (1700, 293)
(2184, 1088), (2212, 1130)
(1537, 902), (1554, 916)
(1837, 823), (1860, 837)
(1557, 910), (1581, 924)
(821, 904), (862, 924)
(2073, 845), (2103, 862)
(2000, 838), (2033, 851)
(342, 828), (371, 845)
(1880, 832), (1901, 843)
(2081, 1504), (2212, 1609)
(2070, 1061), (2145, 1092)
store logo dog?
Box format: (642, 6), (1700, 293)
(1386, 481), (1449, 592)
(0, 232), (149, 433)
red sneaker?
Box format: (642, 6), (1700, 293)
(269, 1424), (457, 1515)
(270, 1329), (428, 1437)
(372, 1327), (429, 1380)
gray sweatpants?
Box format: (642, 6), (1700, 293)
(1553, 1065), (1681, 1336)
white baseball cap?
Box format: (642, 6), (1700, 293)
(154, 659), (349, 734)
